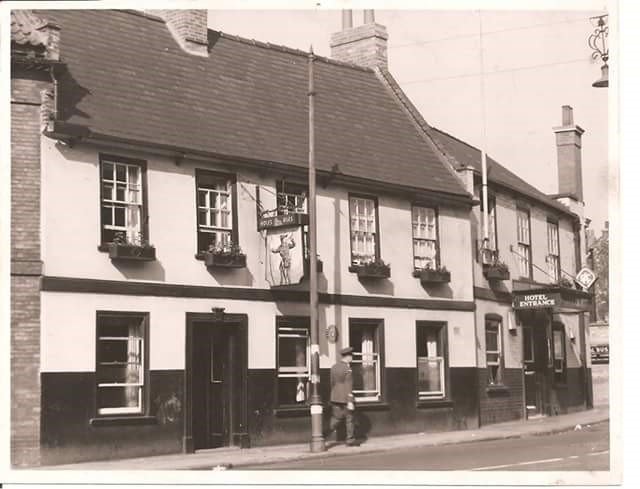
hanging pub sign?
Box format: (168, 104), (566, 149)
(266, 227), (305, 286)
(258, 212), (308, 231)
(512, 292), (560, 310)
(575, 267), (597, 290)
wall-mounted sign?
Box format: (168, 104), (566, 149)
(266, 227), (304, 286)
(326, 325), (338, 343)
(512, 293), (559, 310)
(258, 213), (308, 231)
(575, 267), (597, 290)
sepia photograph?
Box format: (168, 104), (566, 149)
(3, 0), (622, 485)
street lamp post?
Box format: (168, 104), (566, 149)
(588, 14), (609, 88)
(308, 47), (325, 453)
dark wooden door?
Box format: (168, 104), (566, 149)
(193, 323), (236, 450)
(523, 321), (550, 418)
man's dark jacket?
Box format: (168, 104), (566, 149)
(330, 360), (355, 403)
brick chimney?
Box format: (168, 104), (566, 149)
(330, 9), (388, 69)
(553, 105), (585, 202)
(155, 10), (208, 57)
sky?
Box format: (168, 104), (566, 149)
(208, 8), (610, 232)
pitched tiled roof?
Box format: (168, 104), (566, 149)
(429, 127), (576, 217)
(34, 9), (470, 200)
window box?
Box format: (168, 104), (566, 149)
(203, 242), (246, 269)
(349, 260), (390, 280)
(204, 251), (247, 268)
(413, 267), (450, 285)
(108, 242), (156, 262)
(483, 263), (510, 281)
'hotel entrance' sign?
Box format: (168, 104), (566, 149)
(512, 293), (560, 310)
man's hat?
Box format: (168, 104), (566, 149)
(340, 346), (354, 356)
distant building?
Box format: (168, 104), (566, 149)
(10, 9), (593, 467)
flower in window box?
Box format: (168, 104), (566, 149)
(108, 232), (156, 261)
(204, 241), (247, 268)
(413, 265), (451, 284)
(483, 257), (510, 281)
(349, 258), (391, 279)
(556, 276), (575, 289)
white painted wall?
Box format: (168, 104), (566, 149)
(474, 300), (520, 369)
(41, 292), (477, 372)
(471, 184), (579, 288)
(41, 139), (474, 301)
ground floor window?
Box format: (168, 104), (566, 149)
(552, 322), (567, 383)
(276, 317), (310, 406)
(349, 319), (384, 402)
(485, 315), (504, 385)
(416, 322), (447, 400)
(96, 312), (148, 415)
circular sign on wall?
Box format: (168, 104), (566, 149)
(326, 325), (338, 343)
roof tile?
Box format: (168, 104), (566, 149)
(35, 9), (469, 199)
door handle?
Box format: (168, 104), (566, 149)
(211, 380), (223, 384)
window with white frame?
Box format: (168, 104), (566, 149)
(485, 316), (503, 385)
(412, 206), (439, 270)
(196, 171), (235, 253)
(100, 156), (144, 245)
(96, 312), (147, 415)
(516, 208), (531, 278)
(349, 196), (378, 265)
(552, 324), (566, 383)
(416, 323), (447, 400)
(547, 220), (560, 282)
(277, 180), (310, 259)
(349, 321), (382, 402)
(276, 180), (307, 215)
(277, 317), (310, 405)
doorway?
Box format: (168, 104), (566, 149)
(185, 313), (248, 452)
(521, 311), (551, 418)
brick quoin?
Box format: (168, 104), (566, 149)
(11, 69), (49, 467)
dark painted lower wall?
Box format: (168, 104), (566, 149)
(247, 367), (479, 447)
(41, 370), (183, 465)
(478, 368), (524, 426)
(548, 368), (588, 415)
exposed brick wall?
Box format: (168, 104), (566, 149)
(11, 68), (49, 467)
(330, 23), (388, 69)
(478, 368), (524, 426)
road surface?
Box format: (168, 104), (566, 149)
(244, 421), (609, 471)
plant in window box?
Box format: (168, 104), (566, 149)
(483, 257), (510, 281)
(556, 276), (575, 289)
(204, 241), (247, 268)
(108, 232), (156, 261)
(349, 258), (391, 279)
(413, 265), (451, 284)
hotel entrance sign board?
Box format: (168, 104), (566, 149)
(512, 293), (560, 310)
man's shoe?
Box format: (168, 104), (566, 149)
(345, 440), (360, 447)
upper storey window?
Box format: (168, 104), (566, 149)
(100, 156), (146, 245)
(349, 196), (378, 265)
(516, 208), (532, 278)
(412, 206), (439, 270)
(196, 170), (236, 253)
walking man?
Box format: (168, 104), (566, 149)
(326, 346), (359, 446)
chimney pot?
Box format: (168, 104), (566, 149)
(562, 105), (574, 126)
(330, 10), (388, 69)
(342, 10), (353, 29)
(364, 10), (375, 24)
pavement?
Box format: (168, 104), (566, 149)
(45, 405), (609, 471)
